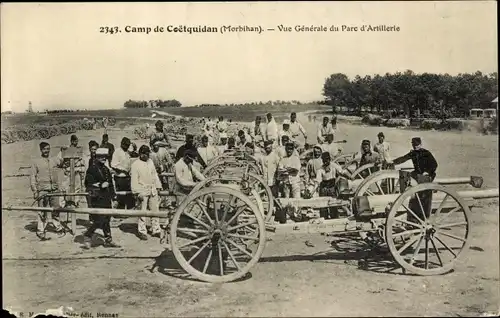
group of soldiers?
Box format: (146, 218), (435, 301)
(29, 112), (438, 247)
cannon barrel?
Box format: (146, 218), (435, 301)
(356, 188), (499, 215)
(434, 176), (483, 188)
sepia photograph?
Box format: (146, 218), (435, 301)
(1, 2), (498, 317)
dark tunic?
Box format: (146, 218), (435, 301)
(101, 142), (115, 163)
(393, 148), (438, 180)
(175, 144), (206, 168)
(84, 161), (115, 238)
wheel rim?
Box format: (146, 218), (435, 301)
(204, 161), (262, 178)
(385, 183), (471, 276)
(354, 170), (418, 197)
(350, 163), (380, 181)
(170, 186), (266, 283)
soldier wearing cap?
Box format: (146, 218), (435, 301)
(277, 142), (302, 199)
(217, 132), (229, 154)
(131, 145), (163, 240)
(111, 137), (134, 210)
(321, 133), (342, 160)
(359, 139), (382, 167)
(249, 116), (264, 143)
(317, 117), (335, 144)
(392, 137), (438, 182)
(198, 135), (219, 166)
(289, 112), (308, 146)
(236, 130), (253, 149)
(278, 119), (294, 146)
(150, 139), (174, 191)
(83, 148), (120, 248)
(150, 120), (171, 149)
(175, 134), (205, 167)
(265, 113), (279, 145)
(30, 141), (65, 240)
(306, 145), (324, 182)
(258, 140), (281, 197)
(174, 149), (206, 199)
(373, 132), (392, 167)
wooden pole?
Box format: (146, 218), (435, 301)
(69, 158), (76, 235)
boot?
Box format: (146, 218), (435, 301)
(82, 234), (93, 249)
(103, 237), (121, 248)
(36, 232), (51, 241)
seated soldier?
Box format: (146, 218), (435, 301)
(197, 135), (219, 166)
(320, 133), (342, 160)
(306, 145), (323, 183)
(174, 150), (206, 200)
(313, 152), (351, 219)
(226, 137), (236, 152)
(358, 139), (382, 177)
(276, 135), (299, 158)
(216, 133), (229, 154)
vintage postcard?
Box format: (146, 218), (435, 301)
(1, 2), (498, 317)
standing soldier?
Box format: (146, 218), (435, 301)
(100, 134), (115, 164)
(248, 116), (264, 143)
(82, 148), (120, 249)
(392, 137), (438, 182)
(30, 142), (65, 240)
(111, 137), (134, 211)
(278, 120), (294, 146)
(289, 112), (308, 147)
(265, 113), (279, 145)
(277, 142), (302, 199)
(258, 140), (280, 198)
(131, 145), (163, 240)
(317, 116), (334, 144)
(373, 132), (393, 168)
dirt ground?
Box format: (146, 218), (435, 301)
(2, 113), (499, 317)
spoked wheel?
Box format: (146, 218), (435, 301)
(204, 160), (263, 178)
(385, 183), (471, 276)
(354, 170), (418, 197)
(170, 186), (266, 283)
(190, 173), (274, 223)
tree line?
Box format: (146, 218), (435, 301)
(322, 70), (498, 118)
(123, 99), (182, 108)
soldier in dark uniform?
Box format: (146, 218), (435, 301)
(393, 137), (438, 219)
(83, 148), (120, 249)
(392, 137), (438, 182)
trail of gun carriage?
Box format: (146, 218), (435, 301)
(2, 72), (499, 317)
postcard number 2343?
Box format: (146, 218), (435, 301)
(100, 27), (120, 34)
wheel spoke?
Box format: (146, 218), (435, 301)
(425, 237), (429, 269)
(436, 230), (467, 243)
(227, 233), (260, 242)
(434, 194), (449, 219)
(218, 243), (224, 276)
(228, 220), (258, 232)
(434, 234), (457, 257)
(375, 180), (385, 195)
(182, 210), (211, 230)
(435, 206), (461, 224)
(365, 189), (376, 196)
(397, 232), (421, 254)
(415, 193), (427, 222)
(437, 222), (467, 229)
(202, 249), (213, 274)
(178, 235), (210, 249)
(392, 228), (422, 238)
(195, 199), (215, 226)
(226, 238), (254, 258)
(177, 227), (209, 234)
(222, 241), (241, 271)
(409, 234), (425, 265)
(187, 240), (211, 265)
(395, 218), (423, 229)
(429, 237), (444, 267)
(226, 205), (251, 225)
(401, 203), (425, 225)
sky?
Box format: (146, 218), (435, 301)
(1, 1), (497, 112)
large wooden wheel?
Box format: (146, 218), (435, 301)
(354, 170), (418, 197)
(385, 183), (471, 276)
(204, 160), (263, 178)
(190, 173), (275, 223)
(170, 186), (266, 283)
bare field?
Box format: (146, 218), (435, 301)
(2, 113), (499, 317)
